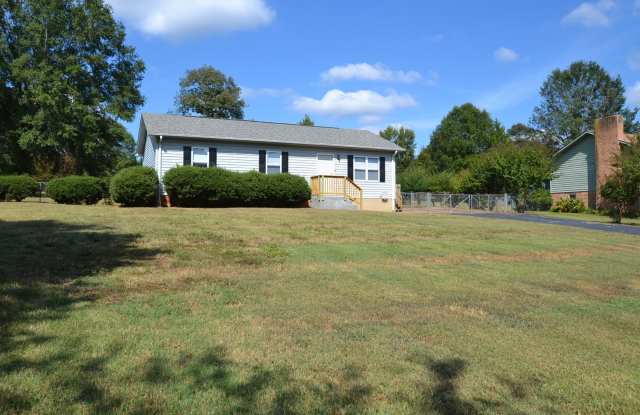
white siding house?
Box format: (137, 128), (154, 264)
(137, 113), (402, 211)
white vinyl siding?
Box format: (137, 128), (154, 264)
(142, 135), (157, 168)
(158, 138), (396, 200)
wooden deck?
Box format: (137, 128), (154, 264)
(310, 175), (363, 209)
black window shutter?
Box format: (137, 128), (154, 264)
(282, 152), (289, 173)
(258, 150), (266, 173)
(183, 146), (191, 166)
(209, 147), (217, 167)
(347, 155), (354, 180)
(379, 156), (386, 182)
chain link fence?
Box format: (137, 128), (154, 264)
(401, 192), (517, 212)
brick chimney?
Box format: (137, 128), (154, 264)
(594, 115), (625, 208)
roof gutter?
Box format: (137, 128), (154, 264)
(151, 134), (402, 153)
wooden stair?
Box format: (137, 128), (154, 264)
(310, 175), (362, 209)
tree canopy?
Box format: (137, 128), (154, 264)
(507, 123), (545, 144)
(175, 65), (245, 120)
(532, 61), (639, 148)
(600, 138), (640, 222)
(298, 114), (314, 126)
(0, 0), (145, 177)
(464, 141), (554, 211)
(379, 125), (416, 171)
(424, 103), (508, 172)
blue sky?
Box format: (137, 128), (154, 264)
(107, 0), (640, 151)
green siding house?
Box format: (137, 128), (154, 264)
(550, 115), (634, 209)
(550, 133), (596, 200)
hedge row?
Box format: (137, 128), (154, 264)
(110, 166), (159, 207)
(163, 166), (310, 207)
(47, 176), (105, 205)
(0, 176), (38, 201)
(44, 167), (158, 206)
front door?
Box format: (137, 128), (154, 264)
(317, 153), (335, 175)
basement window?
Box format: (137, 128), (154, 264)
(569, 193), (577, 200)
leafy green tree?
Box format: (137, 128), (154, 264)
(465, 142), (554, 212)
(507, 123), (545, 144)
(0, 0), (145, 177)
(380, 126), (416, 172)
(175, 65), (244, 119)
(397, 164), (453, 192)
(298, 114), (314, 126)
(425, 103), (508, 172)
(532, 61), (639, 148)
(600, 139), (640, 223)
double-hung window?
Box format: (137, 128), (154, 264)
(353, 156), (380, 181)
(192, 147), (208, 168)
(367, 157), (379, 181)
(354, 156), (366, 180)
(267, 151), (281, 174)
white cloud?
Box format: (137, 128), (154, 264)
(241, 87), (294, 99)
(321, 63), (422, 83)
(106, 0), (275, 38)
(628, 82), (640, 105)
(358, 115), (383, 125)
(494, 47), (519, 63)
(292, 89), (416, 117)
(562, 0), (615, 27)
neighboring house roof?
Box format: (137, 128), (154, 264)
(554, 131), (637, 159)
(137, 113), (404, 155)
(553, 131), (594, 158)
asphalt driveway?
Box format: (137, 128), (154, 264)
(459, 213), (640, 235)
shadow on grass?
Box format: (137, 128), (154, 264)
(0, 219), (162, 412)
(408, 353), (556, 415)
(139, 346), (372, 414)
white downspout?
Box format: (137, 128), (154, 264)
(392, 150), (398, 211)
(158, 135), (163, 206)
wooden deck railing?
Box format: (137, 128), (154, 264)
(310, 175), (362, 209)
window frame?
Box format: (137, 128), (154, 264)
(266, 150), (282, 174)
(352, 155), (382, 182)
(354, 156), (366, 181)
(192, 146), (209, 168)
(367, 157), (379, 181)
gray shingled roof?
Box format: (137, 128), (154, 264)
(137, 113), (403, 154)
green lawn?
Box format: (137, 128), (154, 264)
(533, 211), (640, 226)
(1, 203), (639, 414)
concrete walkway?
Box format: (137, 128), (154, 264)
(458, 212), (640, 235)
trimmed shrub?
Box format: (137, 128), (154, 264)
(0, 175), (38, 201)
(110, 166), (159, 207)
(528, 189), (553, 211)
(47, 176), (104, 205)
(163, 166), (310, 207)
(551, 197), (585, 213)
